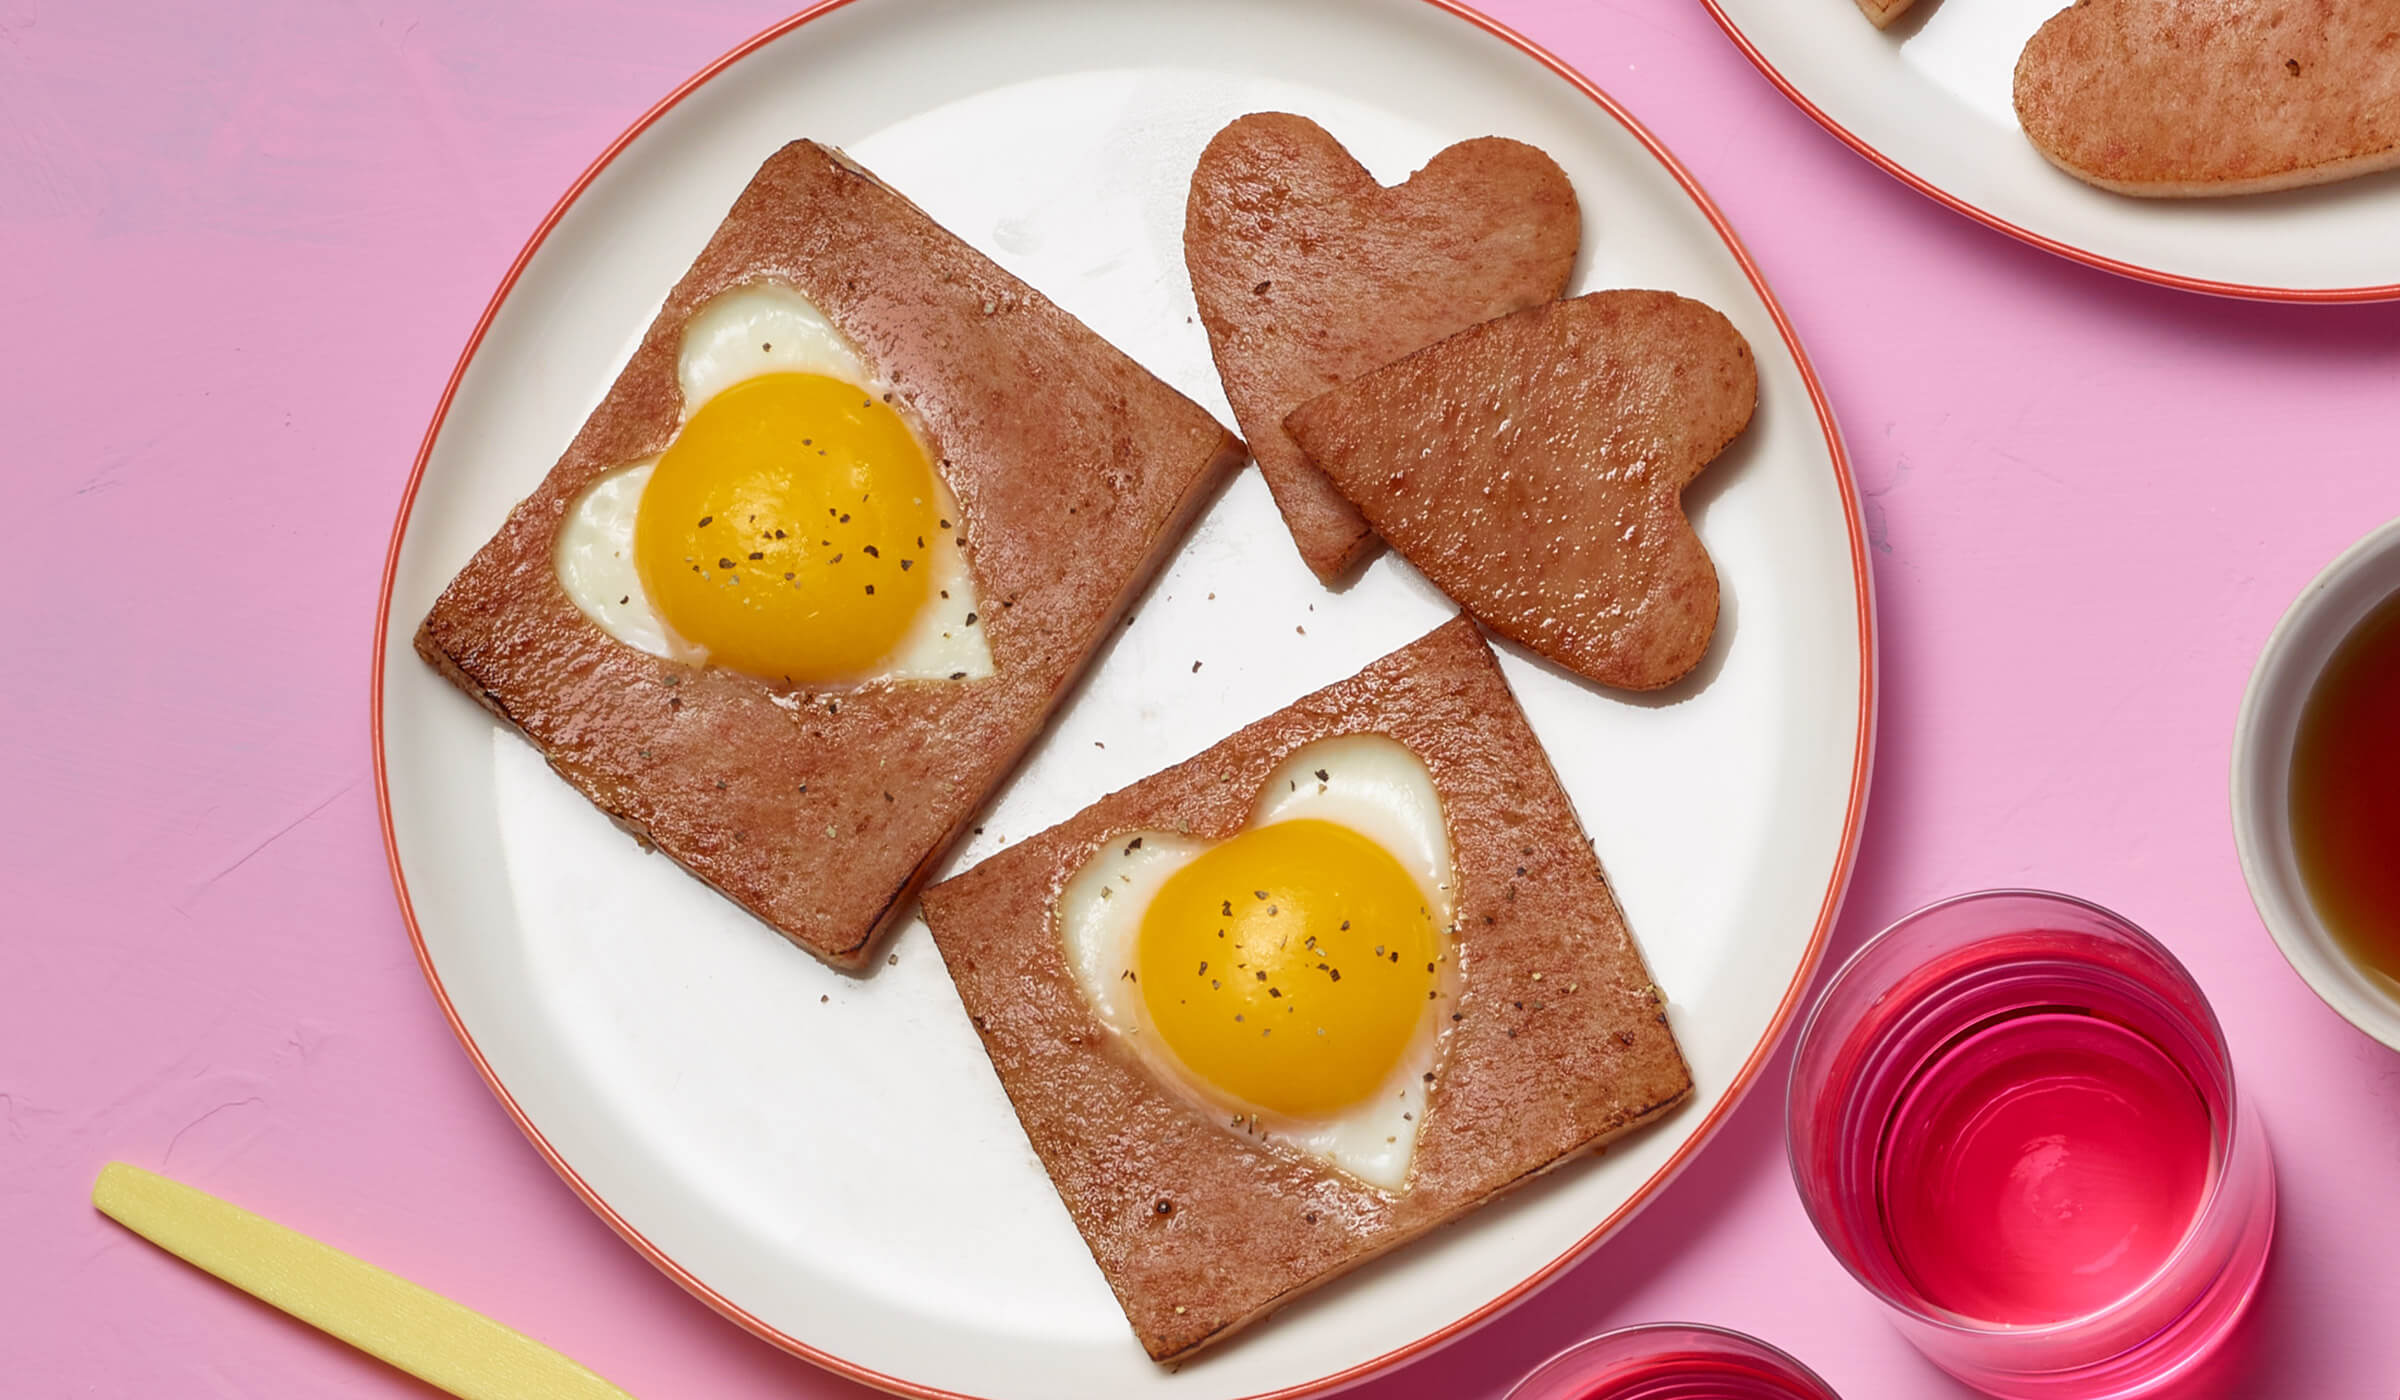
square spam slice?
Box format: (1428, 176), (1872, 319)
(417, 141), (1244, 969)
(918, 617), (1691, 1361)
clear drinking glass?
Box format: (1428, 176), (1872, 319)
(1788, 890), (2274, 1399)
(1503, 1323), (1841, 1400)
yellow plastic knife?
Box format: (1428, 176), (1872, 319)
(92, 1161), (636, 1400)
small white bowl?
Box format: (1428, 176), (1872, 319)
(2233, 516), (2400, 1051)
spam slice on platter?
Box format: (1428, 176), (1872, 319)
(2014, 0), (2400, 197)
(1853, 0), (1919, 27)
(1285, 291), (1755, 693)
(1185, 113), (1580, 583)
(417, 140), (1244, 969)
(918, 617), (1692, 1362)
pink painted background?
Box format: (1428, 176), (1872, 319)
(5, 1), (2399, 1395)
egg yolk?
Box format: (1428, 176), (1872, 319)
(634, 373), (940, 682)
(1137, 818), (1440, 1119)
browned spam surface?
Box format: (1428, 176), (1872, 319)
(1285, 292), (1753, 694)
(419, 141), (1243, 969)
(1184, 113), (1579, 583)
(2015, 0), (2400, 196)
(1856, 0), (1918, 27)
(917, 618), (1691, 1362)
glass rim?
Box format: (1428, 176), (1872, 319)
(1503, 1321), (1837, 1399)
(1782, 886), (2246, 1343)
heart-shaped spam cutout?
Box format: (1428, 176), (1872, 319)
(1855, 0), (1919, 28)
(1286, 290), (1755, 692)
(2015, 0), (2400, 196)
(1185, 113), (1580, 582)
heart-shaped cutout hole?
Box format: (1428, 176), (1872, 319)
(1058, 733), (1459, 1191)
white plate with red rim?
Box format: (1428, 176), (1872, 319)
(372, 1), (1875, 1396)
(1703, 0), (2400, 302)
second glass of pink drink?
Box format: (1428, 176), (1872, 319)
(1504, 1324), (1839, 1400)
(1788, 890), (2274, 1398)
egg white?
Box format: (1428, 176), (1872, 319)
(1060, 734), (1461, 1191)
(552, 281), (993, 684)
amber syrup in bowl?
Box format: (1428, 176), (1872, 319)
(2234, 519), (2400, 1049)
(2289, 590), (2400, 991)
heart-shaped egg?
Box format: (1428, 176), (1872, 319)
(1059, 734), (1459, 1190)
(552, 281), (992, 687)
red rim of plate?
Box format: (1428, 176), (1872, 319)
(369, 3), (1879, 1395)
(1698, 0), (2400, 305)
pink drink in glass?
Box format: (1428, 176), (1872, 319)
(1504, 1324), (1840, 1400)
(1788, 891), (2274, 1399)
